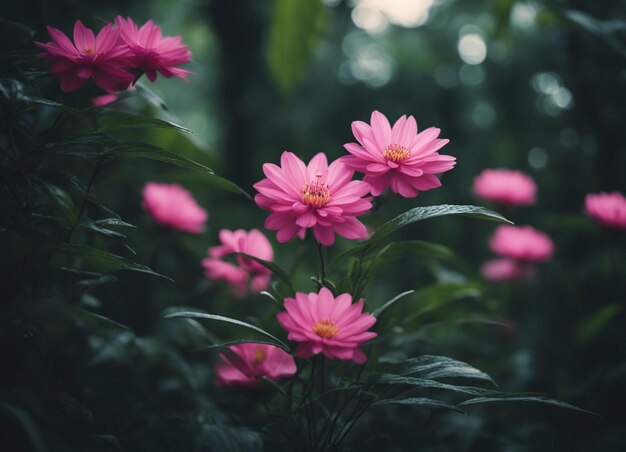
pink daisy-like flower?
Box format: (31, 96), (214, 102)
(472, 169), (537, 207)
(481, 258), (535, 282)
(489, 225), (554, 263)
(254, 152), (372, 246)
(115, 16), (192, 82)
(142, 182), (207, 233)
(202, 229), (274, 297)
(340, 111), (456, 198)
(35, 20), (135, 92)
(214, 343), (296, 388)
(584, 192), (626, 230)
(277, 288), (377, 363)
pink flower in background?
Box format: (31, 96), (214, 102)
(91, 92), (118, 106)
(277, 287), (377, 363)
(202, 229), (274, 296)
(36, 20), (135, 92)
(341, 111), (455, 198)
(254, 152), (372, 246)
(489, 225), (554, 263)
(481, 258), (534, 282)
(584, 192), (626, 230)
(472, 169), (537, 206)
(214, 343), (296, 388)
(142, 182), (207, 233)
(115, 16), (192, 82)
(91, 85), (136, 107)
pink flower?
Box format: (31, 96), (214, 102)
(254, 152), (372, 246)
(472, 169), (537, 207)
(91, 92), (118, 106)
(202, 229), (274, 297)
(277, 288), (377, 363)
(115, 16), (192, 82)
(214, 343), (297, 388)
(142, 182), (207, 233)
(36, 20), (135, 92)
(481, 258), (535, 282)
(584, 192), (626, 230)
(340, 111), (455, 198)
(489, 225), (554, 263)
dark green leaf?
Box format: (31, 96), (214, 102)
(202, 340), (286, 351)
(96, 110), (192, 133)
(383, 355), (496, 386)
(372, 290), (415, 318)
(106, 142), (214, 174)
(233, 252), (295, 294)
(458, 394), (597, 415)
(51, 243), (171, 280)
(333, 205), (512, 262)
(372, 397), (467, 413)
(164, 311), (290, 351)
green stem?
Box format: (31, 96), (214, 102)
(65, 158), (101, 243)
(316, 240), (326, 288)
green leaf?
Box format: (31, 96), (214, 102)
(372, 290), (415, 318)
(367, 204), (511, 250)
(374, 374), (496, 396)
(164, 311), (290, 351)
(383, 355), (496, 386)
(458, 394), (597, 415)
(233, 252), (295, 294)
(372, 397), (467, 414)
(51, 243), (171, 280)
(202, 339), (286, 351)
(267, 0), (328, 95)
(331, 240), (454, 268)
(96, 110), (192, 133)
(576, 304), (622, 343)
(334, 205), (512, 262)
(106, 142), (214, 174)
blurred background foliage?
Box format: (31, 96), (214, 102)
(1, 0), (625, 450)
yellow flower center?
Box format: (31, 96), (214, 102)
(383, 143), (410, 163)
(84, 48), (96, 54)
(302, 174), (330, 208)
(252, 348), (267, 366)
(313, 319), (339, 339)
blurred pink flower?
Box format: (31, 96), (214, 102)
(202, 229), (274, 297)
(489, 225), (554, 263)
(115, 16), (192, 82)
(481, 258), (535, 282)
(472, 169), (536, 206)
(36, 20), (135, 92)
(91, 92), (118, 106)
(254, 152), (372, 246)
(340, 111), (455, 198)
(214, 343), (296, 388)
(584, 191), (626, 230)
(277, 287), (377, 363)
(142, 182), (207, 233)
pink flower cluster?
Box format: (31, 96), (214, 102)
(142, 182), (207, 233)
(254, 111), (455, 246)
(202, 229), (274, 297)
(473, 169), (536, 207)
(214, 344), (296, 388)
(482, 225), (554, 282)
(36, 18), (192, 93)
(585, 191), (626, 230)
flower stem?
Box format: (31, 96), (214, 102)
(316, 240), (326, 287)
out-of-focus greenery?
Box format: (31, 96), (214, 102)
(1, 0), (625, 450)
